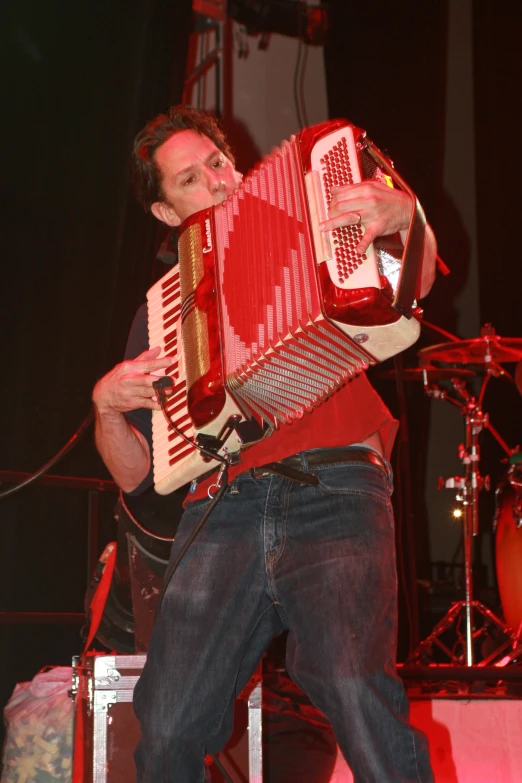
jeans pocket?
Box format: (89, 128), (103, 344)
(316, 463), (391, 504)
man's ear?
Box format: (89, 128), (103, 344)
(151, 201), (181, 227)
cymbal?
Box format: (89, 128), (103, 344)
(376, 367), (475, 382)
(419, 336), (522, 365)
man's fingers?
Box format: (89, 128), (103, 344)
(133, 347), (173, 367)
(118, 382), (163, 412)
(319, 208), (385, 255)
(126, 356), (173, 374)
(141, 359), (173, 373)
(121, 374), (165, 393)
(94, 348), (175, 416)
(319, 212), (361, 232)
(137, 396), (162, 411)
(356, 225), (379, 256)
(136, 346), (162, 360)
(327, 196), (365, 218)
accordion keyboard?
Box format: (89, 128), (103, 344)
(147, 267), (205, 494)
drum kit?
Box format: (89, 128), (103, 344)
(379, 323), (522, 667)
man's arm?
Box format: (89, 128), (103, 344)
(92, 347), (171, 492)
(319, 180), (437, 300)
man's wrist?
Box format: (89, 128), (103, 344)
(93, 402), (127, 424)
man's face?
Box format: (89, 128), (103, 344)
(151, 129), (243, 227)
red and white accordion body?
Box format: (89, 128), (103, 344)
(147, 120), (425, 494)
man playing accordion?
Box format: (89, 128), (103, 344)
(93, 105), (436, 782)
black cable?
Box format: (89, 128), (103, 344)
(153, 377), (231, 467)
(0, 409), (94, 501)
(152, 376), (232, 613)
(155, 466), (229, 615)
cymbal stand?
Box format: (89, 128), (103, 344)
(409, 375), (509, 667)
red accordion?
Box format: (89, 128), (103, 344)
(147, 119), (426, 494)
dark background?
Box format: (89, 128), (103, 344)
(1, 0), (521, 752)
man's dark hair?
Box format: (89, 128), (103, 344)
(131, 105), (235, 212)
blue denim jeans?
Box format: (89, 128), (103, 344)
(133, 448), (433, 782)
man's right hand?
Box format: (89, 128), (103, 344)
(92, 347), (172, 492)
(92, 347), (172, 416)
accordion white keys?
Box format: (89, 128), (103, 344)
(147, 119), (426, 494)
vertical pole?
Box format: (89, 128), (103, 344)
(214, 19), (222, 117)
(462, 404), (484, 666)
(394, 354), (420, 650)
(222, 7), (234, 126)
(463, 500), (474, 666)
(464, 411), (474, 666)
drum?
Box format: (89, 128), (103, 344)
(494, 453), (522, 634)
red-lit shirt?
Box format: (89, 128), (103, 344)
(124, 303), (397, 502)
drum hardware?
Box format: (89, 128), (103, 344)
(408, 325), (522, 667)
(418, 324), (522, 366)
(414, 396), (510, 666)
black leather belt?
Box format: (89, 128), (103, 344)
(251, 448), (388, 486)
(280, 448), (387, 471)
(194, 447), (388, 491)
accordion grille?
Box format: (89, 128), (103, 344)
(211, 137), (369, 426)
